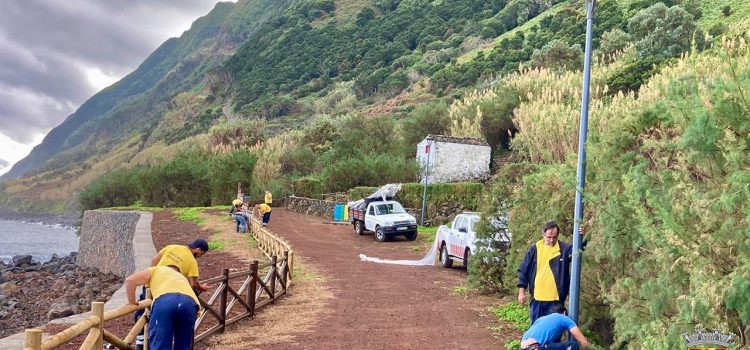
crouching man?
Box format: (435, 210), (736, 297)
(521, 305), (590, 350)
(125, 265), (201, 350)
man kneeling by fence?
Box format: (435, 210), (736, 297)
(125, 265), (201, 350)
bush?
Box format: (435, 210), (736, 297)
(321, 155), (419, 193)
(208, 149), (258, 205)
(400, 101), (450, 147)
(291, 176), (323, 198)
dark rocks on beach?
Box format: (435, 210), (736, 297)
(0, 252), (123, 339)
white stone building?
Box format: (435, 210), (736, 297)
(416, 134), (491, 184)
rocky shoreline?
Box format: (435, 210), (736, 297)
(0, 253), (123, 338)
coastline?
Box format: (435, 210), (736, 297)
(0, 209), (78, 228)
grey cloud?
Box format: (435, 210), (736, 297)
(0, 0), (227, 144)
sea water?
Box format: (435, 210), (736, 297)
(0, 219), (79, 264)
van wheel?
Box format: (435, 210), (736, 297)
(464, 249), (471, 271)
(405, 231), (417, 241)
(375, 227), (386, 242)
(440, 244), (453, 268)
(354, 221), (364, 235)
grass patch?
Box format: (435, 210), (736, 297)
(487, 324), (504, 333)
(452, 283), (472, 298)
(417, 225), (438, 243)
(505, 339), (521, 350)
(108, 201), (164, 212)
(489, 302), (531, 331)
(293, 266), (321, 281)
(172, 207), (205, 225)
(208, 241), (225, 250)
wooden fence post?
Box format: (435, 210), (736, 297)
(92, 301), (104, 349)
(220, 268), (229, 332)
(270, 255), (277, 302)
(288, 249), (294, 281)
(23, 328), (42, 350)
(249, 260), (258, 318)
(282, 251), (289, 295)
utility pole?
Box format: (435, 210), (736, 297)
(570, 0), (596, 324)
(420, 137), (432, 226)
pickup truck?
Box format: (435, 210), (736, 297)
(349, 200), (418, 242)
(436, 212), (512, 270)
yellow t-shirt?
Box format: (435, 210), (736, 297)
(156, 245), (199, 278)
(264, 192), (273, 204)
(258, 203), (272, 214)
(533, 240), (561, 301)
(147, 266), (200, 306)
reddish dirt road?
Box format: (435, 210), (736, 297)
(258, 209), (516, 349)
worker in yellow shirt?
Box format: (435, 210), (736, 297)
(517, 221), (585, 323)
(255, 203), (272, 228)
(125, 265), (200, 350)
(264, 190), (273, 205)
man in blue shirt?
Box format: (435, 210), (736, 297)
(521, 306), (590, 350)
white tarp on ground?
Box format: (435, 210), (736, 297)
(358, 232), (440, 266)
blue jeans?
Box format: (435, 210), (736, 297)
(262, 212), (271, 225)
(148, 293), (198, 350)
(235, 214), (247, 233)
(530, 299), (563, 324)
(545, 341), (580, 349)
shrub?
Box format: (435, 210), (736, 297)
(400, 101), (450, 147)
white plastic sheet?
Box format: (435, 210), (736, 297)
(358, 232), (440, 266)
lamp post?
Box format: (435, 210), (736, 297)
(570, 0), (596, 324)
(420, 137), (432, 226)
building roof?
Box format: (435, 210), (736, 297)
(425, 134), (489, 146)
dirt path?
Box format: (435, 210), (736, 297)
(242, 209), (518, 349)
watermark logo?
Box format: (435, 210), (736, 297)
(682, 327), (736, 350)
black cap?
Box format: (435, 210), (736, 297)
(188, 239), (209, 252)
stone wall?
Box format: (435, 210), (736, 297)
(286, 196), (338, 219)
(417, 139), (491, 184)
(76, 210), (141, 277)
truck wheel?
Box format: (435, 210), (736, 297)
(440, 244), (453, 268)
(464, 249), (471, 271)
(354, 220), (364, 235)
(405, 231), (417, 241)
(375, 227), (386, 242)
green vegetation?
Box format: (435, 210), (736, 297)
(490, 302), (531, 331)
(208, 241), (225, 250)
(172, 207), (206, 225)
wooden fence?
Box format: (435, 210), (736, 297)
(23, 299), (152, 350)
(23, 253), (290, 350)
(250, 216), (294, 280)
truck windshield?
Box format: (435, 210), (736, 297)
(375, 203), (405, 215)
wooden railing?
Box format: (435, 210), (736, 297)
(250, 216), (294, 280)
(24, 299), (152, 350)
(194, 253), (290, 342)
(23, 253), (290, 349)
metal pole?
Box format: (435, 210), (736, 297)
(570, 0), (595, 324)
(420, 139), (431, 226)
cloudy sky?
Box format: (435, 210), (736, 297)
(0, 0), (231, 175)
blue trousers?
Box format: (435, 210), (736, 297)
(262, 212), (271, 225)
(545, 341), (580, 349)
(530, 299), (563, 324)
(235, 214), (247, 233)
(148, 293), (198, 350)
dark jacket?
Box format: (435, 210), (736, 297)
(517, 240), (579, 302)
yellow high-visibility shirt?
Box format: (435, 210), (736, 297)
(156, 245), (199, 278)
(533, 240), (560, 301)
(147, 266), (200, 306)
(258, 203), (272, 214)
(264, 192), (273, 204)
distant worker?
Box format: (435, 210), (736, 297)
(255, 203), (272, 228)
(518, 221), (585, 323)
(125, 265), (201, 350)
(134, 239), (209, 349)
(229, 199), (249, 233)
(520, 305), (589, 350)
(264, 190), (273, 205)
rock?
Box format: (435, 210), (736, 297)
(1, 282), (18, 296)
(12, 255), (33, 267)
(47, 303), (76, 320)
(50, 253), (61, 261)
(78, 286), (94, 299)
(51, 279), (67, 291)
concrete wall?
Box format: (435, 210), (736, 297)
(76, 210), (141, 277)
(417, 140), (491, 184)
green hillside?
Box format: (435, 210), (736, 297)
(2, 1), (750, 346)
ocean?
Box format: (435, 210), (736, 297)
(0, 219), (79, 264)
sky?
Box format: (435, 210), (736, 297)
(0, 0), (232, 176)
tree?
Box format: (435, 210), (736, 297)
(598, 29), (632, 63)
(530, 39), (582, 71)
(627, 3), (697, 59)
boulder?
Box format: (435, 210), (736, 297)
(1, 282), (18, 296)
(47, 303), (76, 320)
(12, 255), (33, 267)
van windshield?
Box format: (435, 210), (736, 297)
(375, 203), (405, 215)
